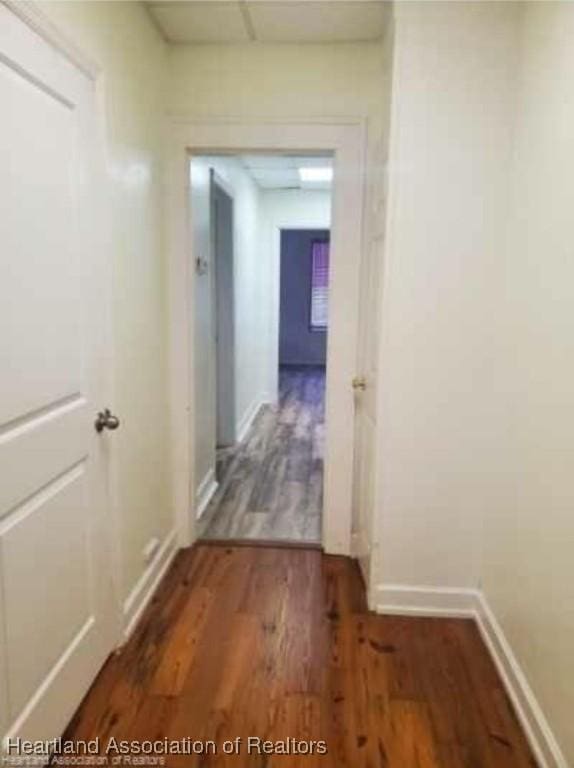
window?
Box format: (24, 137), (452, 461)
(310, 239), (330, 331)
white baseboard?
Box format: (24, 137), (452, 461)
(474, 592), (568, 768)
(375, 583), (478, 618)
(236, 398), (267, 443)
(374, 583), (568, 768)
(260, 390), (277, 406)
(122, 529), (178, 641)
(195, 468), (218, 520)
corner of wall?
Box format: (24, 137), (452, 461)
(372, 584), (568, 768)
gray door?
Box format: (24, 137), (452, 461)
(211, 178), (236, 447)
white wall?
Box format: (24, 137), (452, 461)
(481, 4), (574, 763)
(374, 1), (519, 590)
(168, 42), (384, 124)
(258, 189), (331, 401)
(191, 156), (268, 502)
(378, 3), (573, 763)
(42, 2), (173, 610)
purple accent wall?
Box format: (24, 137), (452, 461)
(279, 229), (329, 366)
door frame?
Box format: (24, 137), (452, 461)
(2, 1), (123, 643)
(167, 118), (367, 555)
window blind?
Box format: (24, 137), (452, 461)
(310, 240), (329, 330)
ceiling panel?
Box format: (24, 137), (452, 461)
(145, 1), (389, 44)
(147, 1), (250, 44)
(246, 1), (388, 43)
(240, 154), (332, 190)
(241, 154), (298, 170)
(249, 169), (301, 188)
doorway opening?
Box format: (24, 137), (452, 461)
(168, 119), (366, 556)
(191, 153), (333, 545)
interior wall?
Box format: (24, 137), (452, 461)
(481, 4), (574, 762)
(167, 42), (385, 123)
(378, 3), (573, 761)
(259, 189), (331, 399)
(374, 1), (519, 590)
(191, 156), (267, 501)
(42, 2), (172, 605)
(279, 229), (330, 367)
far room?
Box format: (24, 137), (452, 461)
(191, 153), (333, 545)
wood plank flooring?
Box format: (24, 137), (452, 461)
(198, 366), (325, 544)
(62, 545), (537, 768)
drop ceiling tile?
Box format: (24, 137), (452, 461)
(246, 1), (388, 43)
(250, 168), (301, 188)
(241, 154), (298, 170)
(236, 154), (333, 189)
(147, 1), (250, 44)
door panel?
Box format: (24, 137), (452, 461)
(0, 4), (114, 744)
(0, 401), (86, 517)
(2, 466), (90, 716)
(0, 60), (82, 426)
(212, 178), (236, 448)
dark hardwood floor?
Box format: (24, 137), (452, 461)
(198, 366), (325, 544)
(62, 545), (537, 767)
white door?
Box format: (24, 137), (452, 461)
(351, 138), (388, 586)
(0, 4), (116, 745)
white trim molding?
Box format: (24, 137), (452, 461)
(375, 584), (478, 618)
(3, 0), (100, 79)
(236, 399), (267, 444)
(374, 584), (568, 768)
(122, 530), (178, 641)
(195, 468), (218, 520)
(474, 593), (569, 768)
(166, 117), (368, 554)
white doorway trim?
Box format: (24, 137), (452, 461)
(166, 118), (367, 555)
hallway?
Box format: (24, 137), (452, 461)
(63, 544), (536, 767)
(2, 3), (573, 763)
(198, 366), (325, 544)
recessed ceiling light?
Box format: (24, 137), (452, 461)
(298, 167), (333, 183)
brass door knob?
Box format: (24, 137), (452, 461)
(352, 376), (367, 391)
(95, 408), (120, 433)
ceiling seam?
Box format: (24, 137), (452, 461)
(142, 2), (169, 44)
(238, 0), (257, 42)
